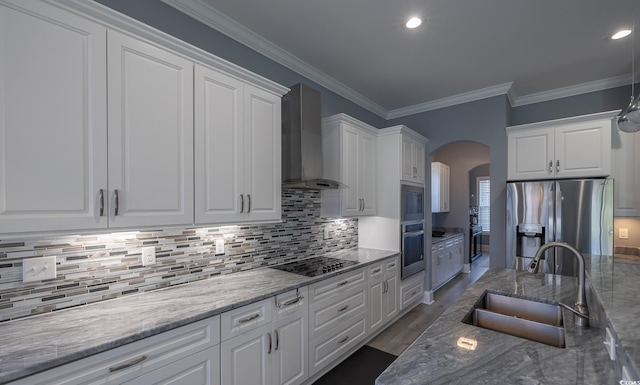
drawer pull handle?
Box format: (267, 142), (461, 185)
(338, 335), (350, 344)
(411, 291), (417, 296)
(99, 189), (105, 217)
(388, 263), (395, 268)
(247, 194), (251, 213)
(109, 355), (147, 372)
(277, 295), (304, 308)
(240, 194), (244, 213)
(114, 189), (120, 216)
(238, 313), (260, 324)
(267, 332), (272, 354)
(337, 280), (349, 287)
(274, 329), (279, 351)
(338, 305), (349, 312)
(371, 268), (381, 274)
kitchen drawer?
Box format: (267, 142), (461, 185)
(400, 271), (424, 310)
(368, 262), (384, 281)
(273, 286), (308, 320)
(308, 267), (366, 303)
(9, 316), (220, 385)
(384, 257), (398, 274)
(221, 298), (272, 341)
(308, 287), (366, 338)
(123, 345), (220, 385)
(308, 312), (367, 377)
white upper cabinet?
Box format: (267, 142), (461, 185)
(431, 162), (450, 213)
(107, 30), (194, 228)
(194, 65), (281, 225)
(612, 129), (640, 217)
(0, 1), (108, 233)
(321, 114), (377, 217)
(402, 134), (426, 184)
(507, 116), (613, 181)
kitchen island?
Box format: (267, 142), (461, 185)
(377, 255), (639, 384)
(0, 248), (398, 384)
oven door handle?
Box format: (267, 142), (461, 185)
(403, 230), (424, 237)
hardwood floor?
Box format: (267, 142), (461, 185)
(367, 254), (490, 356)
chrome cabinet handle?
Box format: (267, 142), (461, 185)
(99, 189), (105, 217)
(338, 335), (349, 344)
(247, 194), (251, 213)
(276, 295), (304, 308)
(338, 305), (349, 312)
(274, 329), (279, 351)
(337, 280), (349, 287)
(240, 194), (244, 213)
(114, 189), (119, 216)
(267, 332), (272, 354)
(371, 268), (381, 274)
(109, 355), (147, 372)
(238, 313), (260, 323)
(549, 160), (553, 174)
(383, 280), (388, 293)
(556, 160), (560, 173)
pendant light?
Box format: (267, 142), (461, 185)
(618, 4), (640, 132)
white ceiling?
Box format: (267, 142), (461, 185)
(163, 0), (639, 118)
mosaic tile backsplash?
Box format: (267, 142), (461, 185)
(0, 189), (358, 322)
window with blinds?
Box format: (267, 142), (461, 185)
(477, 177), (490, 232)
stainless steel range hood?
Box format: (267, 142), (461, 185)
(282, 83), (344, 189)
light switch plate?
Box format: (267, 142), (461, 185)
(142, 247), (156, 266)
(619, 228), (629, 239)
(215, 239), (224, 255)
(23, 256), (57, 283)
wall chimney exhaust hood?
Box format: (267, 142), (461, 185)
(282, 83), (344, 190)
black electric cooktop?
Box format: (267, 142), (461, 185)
(270, 256), (358, 277)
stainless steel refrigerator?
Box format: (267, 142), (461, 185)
(506, 178), (613, 276)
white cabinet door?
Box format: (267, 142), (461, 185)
(383, 273), (398, 321)
(194, 65), (281, 225)
(367, 263), (385, 332)
(107, 30), (193, 228)
(612, 130), (640, 216)
(507, 127), (554, 181)
(342, 123), (362, 216)
(359, 130), (377, 215)
(431, 162), (450, 213)
(221, 324), (272, 385)
(402, 135), (426, 184)
(272, 313), (307, 385)
(554, 120), (611, 179)
(243, 84), (282, 222)
(194, 65), (244, 224)
(0, 2), (108, 234)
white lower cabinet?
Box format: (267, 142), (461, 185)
(368, 257), (399, 333)
(399, 270), (425, 310)
(9, 316), (220, 385)
(432, 235), (464, 290)
(220, 288), (308, 385)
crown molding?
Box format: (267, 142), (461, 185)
(511, 75), (632, 107)
(161, 0), (389, 118)
(386, 83), (514, 119)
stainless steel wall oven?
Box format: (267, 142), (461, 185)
(401, 221), (425, 279)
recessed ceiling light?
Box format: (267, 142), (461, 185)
(611, 29), (632, 40)
(406, 17), (423, 29)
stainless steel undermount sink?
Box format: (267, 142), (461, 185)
(462, 291), (566, 348)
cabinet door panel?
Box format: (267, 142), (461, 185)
(0, 3), (107, 233)
(221, 326), (271, 385)
(368, 280), (384, 331)
(360, 132), (377, 215)
(194, 65), (243, 224)
(342, 126), (360, 215)
(555, 120), (611, 178)
(108, 30), (193, 228)
(612, 130), (640, 216)
(245, 85), (281, 221)
(273, 315), (307, 385)
(384, 275), (398, 320)
(507, 128), (554, 180)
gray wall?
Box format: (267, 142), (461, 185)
(96, 0), (635, 268)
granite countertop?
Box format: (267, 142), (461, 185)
(377, 255), (639, 384)
(0, 247), (398, 384)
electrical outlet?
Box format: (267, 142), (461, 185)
(23, 256), (57, 283)
(619, 228), (629, 239)
(323, 228), (330, 240)
(141, 247), (156, 266)
(215, 239), (225, 255)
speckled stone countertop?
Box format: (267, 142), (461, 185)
(377, 256), (639, 384)
(0, 248), (398, 384)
